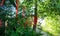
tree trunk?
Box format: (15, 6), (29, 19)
(33, 0), (37, 31)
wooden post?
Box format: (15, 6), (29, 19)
(0, 0), (5, 6)
(16, 0), (19, 18)
(0, 19), (2, 27)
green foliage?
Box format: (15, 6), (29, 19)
(0, 0), (60, 36)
